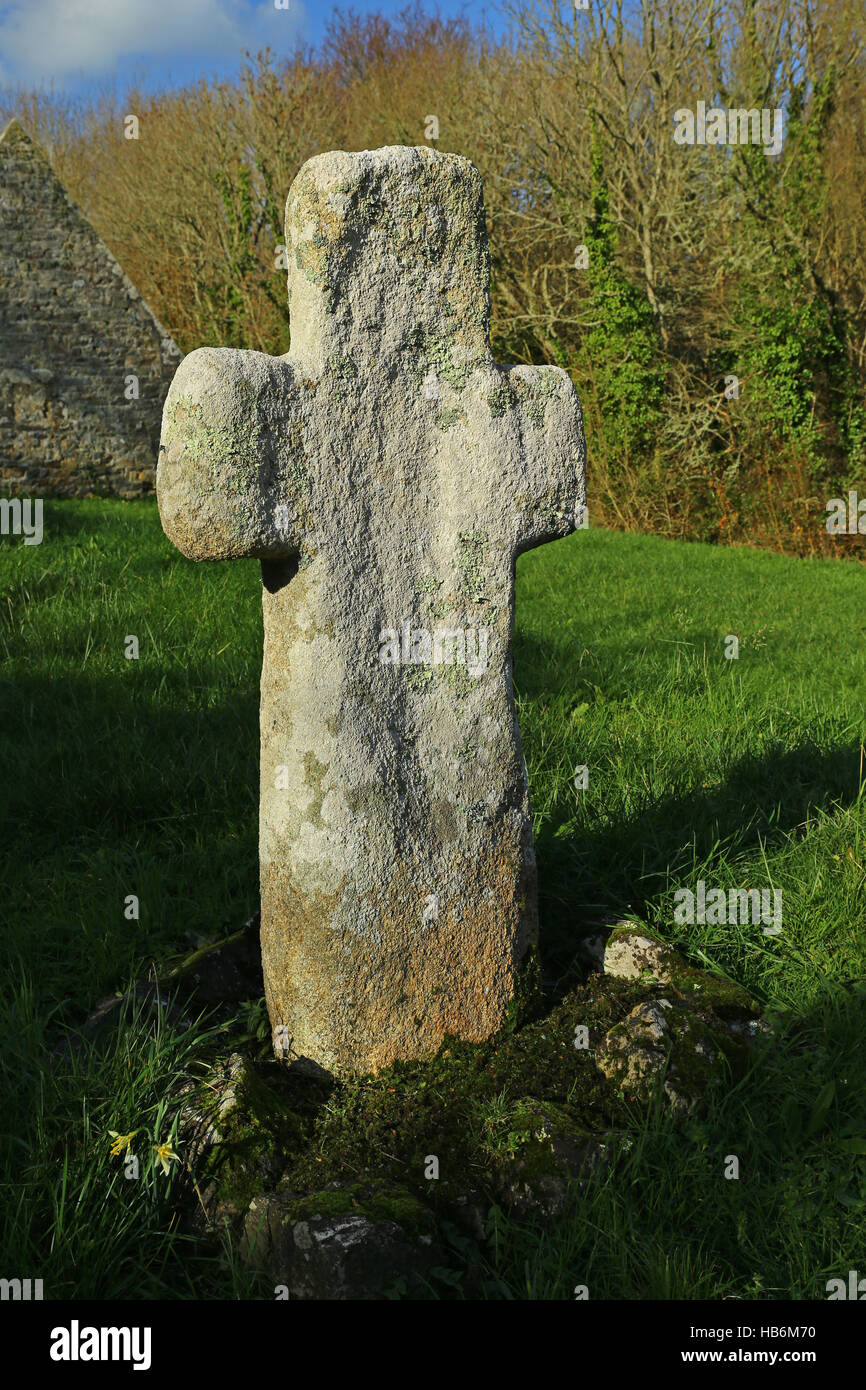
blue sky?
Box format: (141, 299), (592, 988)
(0, 0), (506, 95)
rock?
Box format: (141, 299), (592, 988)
(602, 930), (677, 983)
(581, 924), (758, 1016)
(491, 1098), (612, 1217)
(451, 1188), (490, 1242)
(241, 1184), (443, 1299)
(577, 931), (612, 972)
(596, 997), (744, 1116)
(726, 1016), (773, 1040)
(177, 1053), (302, 1229)
(177, 1052), (247, 1160)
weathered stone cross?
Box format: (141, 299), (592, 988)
(158, 146), (586, 1076)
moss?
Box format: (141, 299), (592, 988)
(667, 966), (756, 1017)
(184, 955), (761, 1253)
(597, 994), (749, 1114)
(667, 1010), (741, 1093)
(481, 1097), (600, 1181)
(498, 943), (542, 1037)
(195, 1060), (309, 1216)
(278, 974), (642, 1215)
(277, 1182), (437, 1241)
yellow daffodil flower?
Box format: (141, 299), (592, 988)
(108, 1130), (139, 1157)
(152, 1141), (180, 1176)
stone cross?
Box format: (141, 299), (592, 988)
(158, 145), (586, 1077)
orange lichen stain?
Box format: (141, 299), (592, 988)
(260, 859), (344, 1066)
(334, 840), (530, 1074)
(260, 836), (534, 1076)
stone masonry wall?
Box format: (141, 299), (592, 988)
(0, 119), (181, 498)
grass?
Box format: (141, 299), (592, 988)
(1, 498), (865, 1299)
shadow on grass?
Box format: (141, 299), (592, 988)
(534, 742), (862, 984)
(2, 633), (860, 1018)
(0, 668), (260, 1014)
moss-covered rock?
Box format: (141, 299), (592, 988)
(179, 1053), (306, 1227)
(581, 923), (758, 1017)
(486, 1097), (614, 1217)
(596, 996), (748, 1117)
(170, 941), (767, 1292)
(241, 1181), (444, 1299)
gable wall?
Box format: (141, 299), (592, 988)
(0, 123), (181, 498)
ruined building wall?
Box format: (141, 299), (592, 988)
(0, 120), (181, 498)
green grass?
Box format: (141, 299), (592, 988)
(1, 499), (865, 1299)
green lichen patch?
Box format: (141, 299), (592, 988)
(326, 352), (358, 381)
(511, 371), (559, 428)
(163, 394), (265, 498)
(302, 752), (328, 827)
(486, 384), (512, 418)
(405, 665), (435, 691)
(429, 595), (458, 620)
(435, 406), (464, 431)
(458, 530), (488, 602)
(440, 661), (475, 699)
(406, 326), (472, 394)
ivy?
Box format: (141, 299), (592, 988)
(581, 134), (665, 457)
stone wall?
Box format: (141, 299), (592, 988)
(0, 119), (181, 499)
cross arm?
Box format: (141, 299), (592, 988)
(494, 364), (587, 557)
(157, 347), (306, 562)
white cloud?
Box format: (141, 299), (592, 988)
(0, 0), (308, 85)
